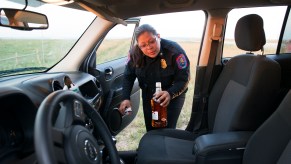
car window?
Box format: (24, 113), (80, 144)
(279, 8), (291, 53)
(223, 6), (286, 57)
(0, 1), (95, 77)
(96, 23), (137, 64)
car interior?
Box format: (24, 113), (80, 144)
(1, 0), (291, 164)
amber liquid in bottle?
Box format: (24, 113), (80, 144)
(151, 82), (167, 128)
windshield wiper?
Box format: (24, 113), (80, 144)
(0, 67), (47, 76)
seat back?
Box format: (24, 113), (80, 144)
(243, 90), (291, 164)
(208, 14), (281, 132)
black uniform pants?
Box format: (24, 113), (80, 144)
(142, 92), (186, 131)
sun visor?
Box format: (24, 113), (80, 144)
(77, 0), (127, 26)
(41, 0), (127, 25)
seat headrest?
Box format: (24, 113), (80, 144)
(235, 14), (266, 52)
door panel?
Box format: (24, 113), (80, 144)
(96, 58), (140, 135)
(92, 18), (140, 135)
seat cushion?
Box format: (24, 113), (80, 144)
(136, 129), (198, 164)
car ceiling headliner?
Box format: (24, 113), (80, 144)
(8, 0), (289, 22)
(59, 0), (290, 19)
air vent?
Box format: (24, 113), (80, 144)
(52, 80), (63, 91)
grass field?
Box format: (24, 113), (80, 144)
(0, 39), (74, 71)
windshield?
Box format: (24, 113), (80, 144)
(0, 0), (95, 77)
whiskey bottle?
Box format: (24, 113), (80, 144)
(151, 82), (167, 128)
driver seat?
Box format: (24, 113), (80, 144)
(136, 14), (281, 164)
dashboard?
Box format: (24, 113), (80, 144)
(0, 71), (103, 163)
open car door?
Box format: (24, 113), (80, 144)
(89, 18), (140, 135)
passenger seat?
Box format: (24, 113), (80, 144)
(136, 14), (281, 164)
(242, 90), (291, 164)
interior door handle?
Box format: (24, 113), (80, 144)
(105, 71), (112, 75)
(104, 67), (113, 80)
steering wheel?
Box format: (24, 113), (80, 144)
(34, 90), (120, 164)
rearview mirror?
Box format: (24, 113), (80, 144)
(0, 8), (48, 30)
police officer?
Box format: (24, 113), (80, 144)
(119, 24), (190, 131)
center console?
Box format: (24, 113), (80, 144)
(193, 131), (253, 164)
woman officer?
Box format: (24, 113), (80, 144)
(118, 24), (190, 131)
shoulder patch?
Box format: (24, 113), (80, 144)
(176, 54), (188, 69)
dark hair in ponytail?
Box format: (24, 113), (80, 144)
(130, 24), (158, 68)
(129, 44), (144, 68)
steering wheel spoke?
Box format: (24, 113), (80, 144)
(51, 128), (65, 147)
(53, 98), (87, 128)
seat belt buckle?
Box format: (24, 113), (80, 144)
(203, 96), (208, 103)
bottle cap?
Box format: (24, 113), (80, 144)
(156, 82), (161, 88)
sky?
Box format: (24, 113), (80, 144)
(140, 6), (286, 40)
(108, 6), (286, 40)
(225, 6), (286, 39)
(0, 0), (287, 40)
(140, 11), (205, 39)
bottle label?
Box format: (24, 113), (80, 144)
(152, 111), (158, 120)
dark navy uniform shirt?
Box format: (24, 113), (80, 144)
(122, 38), (190, 101)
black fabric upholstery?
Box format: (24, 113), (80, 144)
(235, 14), (266, 51)
(142, 128), (199, 141)
(209, 54), (281, 132)
(136, 14), (281, 164)
(277, 141), (291, 164)
(137, 129), (197, 164)
(269, 53), (291, 88)
(243, 90), (291, 164)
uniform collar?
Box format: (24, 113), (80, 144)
(159, 39), (173, 66)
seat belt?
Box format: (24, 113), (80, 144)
(194, 39), (219, 131)
(186, 24), (222, 132)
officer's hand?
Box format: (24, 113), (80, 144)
(118, 100), (131, 115)
(153, 91), (170, 107)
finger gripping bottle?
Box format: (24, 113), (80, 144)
(151, 82), (167, 128)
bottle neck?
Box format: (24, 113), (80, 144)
(155, 87), (161, 93)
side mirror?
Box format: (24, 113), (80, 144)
(0, 8), (48, 30)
